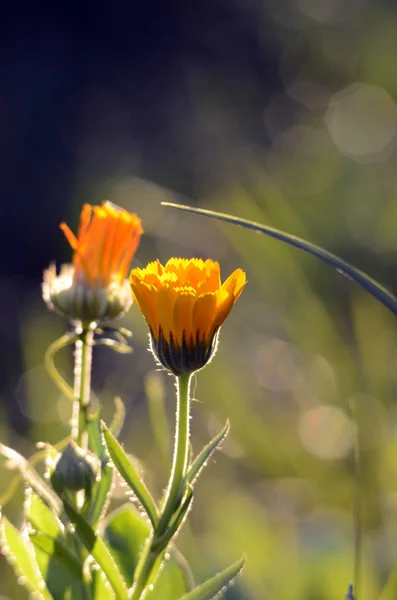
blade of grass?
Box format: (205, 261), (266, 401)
(162, 202), (397, 317)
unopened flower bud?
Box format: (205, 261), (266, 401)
(51, 442), (97, 495)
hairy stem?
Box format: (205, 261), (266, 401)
(72, 323), (96, 447)
(129, 373), (192, 600)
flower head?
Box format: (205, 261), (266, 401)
(130, 258), (246, 375)
(43, 201), (143, 323)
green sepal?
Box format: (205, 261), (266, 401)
(101, 421), (159, 528)
(162, 202), (397, 317)
(62, 497), (129, 600)
(178, 556), (245, 600)
(0, 514), (52, 599)
(187, 420), (230, 485)
(104, 504), (193, 596)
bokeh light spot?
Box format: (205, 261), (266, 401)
(298, 405), (354, 459)
(325, 83), (397, 162)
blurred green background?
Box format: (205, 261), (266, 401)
(2, 0), (397, 598)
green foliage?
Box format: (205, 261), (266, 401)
(101, 421), (159, 528)
(0, 515), (53, 599)
(187, 420), (230, 484)
(62, 497), (129, 600)
(179, 557), (245, 600)
(104, 504), (192, 597)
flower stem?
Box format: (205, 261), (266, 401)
(72, 323), (96, 448)
(130, 373), (192, 600)
(70, 322), (96, 599)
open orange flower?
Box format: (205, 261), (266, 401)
(130, 258), (246, 375)
(43, 202), (143, 323)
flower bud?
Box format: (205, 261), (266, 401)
(43, 201), (143, 324)
(51, 442), (97, 495)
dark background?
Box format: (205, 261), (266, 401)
(2, 1), (397, 598)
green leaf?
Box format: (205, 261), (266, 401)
(0, 515), (52, 599)
(91, 568), (116, 599)
(178, 556), (245, 600)
(62, 497), (129, 600)
(26, 490), (83, 598)
(26, 490), (63, 538)
(104, 504), (150, 587)
(162, 202), (397, 317)
(87, 412), (106, 459)
(84, 414), (114, 526)
(187, 421), (230, 485)
(152, 486), (194, 552)
(0, 442), (62, 514)
(84, 460), (113, 527)
(101, 421), (159, 528)
(104, 504), (193, 596)
(29, 532), (82, 580)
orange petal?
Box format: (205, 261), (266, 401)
(172, 292), (196, 346)
(222, 268), (247, 299)
(192, 293), (217, 341)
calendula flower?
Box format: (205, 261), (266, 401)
(130, 258), (246, 375)
(43, 201), (143, 323)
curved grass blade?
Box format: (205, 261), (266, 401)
(179, 556), (245, 600)
(62, 497), (129, 600)
(162, 202), (397, 317)
(101, 421), (159, 528)
(187, 420), (230, 485)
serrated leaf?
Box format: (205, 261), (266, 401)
(179, 556), (245, 600)
(0, 515), (52, 599)
(101, 421), (159, 528)
(187, 421), (230, 485)
(104, 504), (192, 597)
(62, 498), (129, 600)
(29, 532), (82, 580)
(162, 202), (397, 317)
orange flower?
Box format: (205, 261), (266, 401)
(60, 201), (143, 287)
(43, 202), (143, 323)
(130, 258), (246, 375)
